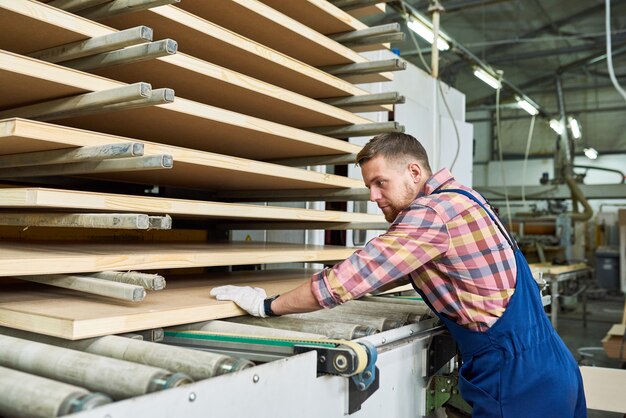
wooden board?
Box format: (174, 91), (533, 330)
(0, 1), (374, 127)
(0, 51), (362, 160)
(0, 186), (384, 224)
(0, 118), (363, 191)
(0, 241), (356, 277)
(580, 366), (626, 413)
(96, 5), (377, 99)
(528, 262), (588, 276)
(347, 3), (386, 19)
(259, 0), (369, 35)
(176, 0), (365, 67)
(601, 324), (626, 360)
(0, 227), (211, 243)
(96, 54), (373, 128)
(0, 269), (314, 339)
(257, 0), (388, 53)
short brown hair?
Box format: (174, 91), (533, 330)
(356, 132), (432, 173)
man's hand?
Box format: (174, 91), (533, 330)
(210, 285), (267, 317)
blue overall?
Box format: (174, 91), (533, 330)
(410, 189), (587, 417)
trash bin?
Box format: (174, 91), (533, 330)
(595, 246), (620, 291)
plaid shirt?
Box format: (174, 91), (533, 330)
(311, 169), (517, 331)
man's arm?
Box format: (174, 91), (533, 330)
(212, 206), (448, 316)
(271, 280), (322, 315)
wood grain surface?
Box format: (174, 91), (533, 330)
(0, 270), (316, 339)
(0, 1), (376, 127)
(0, 118), (363, 190)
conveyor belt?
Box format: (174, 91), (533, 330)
(0, 296), (436, 418)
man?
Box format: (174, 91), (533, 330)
(211, 133), (586, 417)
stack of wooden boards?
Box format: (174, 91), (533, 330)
(0, 0), (401, 339)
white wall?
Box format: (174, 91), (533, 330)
(354, 50), (474, 186)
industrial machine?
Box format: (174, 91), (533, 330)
(0, 296), (470, 418)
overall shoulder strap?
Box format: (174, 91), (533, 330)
(431, 188), (518, 250)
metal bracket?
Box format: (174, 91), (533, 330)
(426, 332), (456, 377)
(293, 344), (359, 375)
(348, 366), (379, 414)
(425, 375), (472, 416)
(309, 121), (404, 138)
(347, 341), (379, 414)
(295, 340), (380, 414)
(351, 341), (377, 390)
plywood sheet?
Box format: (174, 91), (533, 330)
(0, 187), (384, 224)
(348, 3), (386, 19)
(176, 0), (364, 67)
(580, 366), (626, 413)
(0, 118), (362, 190)
(0, 241), (356, 277)
(0, 269), (314, 339)
(96, 5), (376, 98)
(528, 262), (588, 276)
(0, 51), (362, 160)
(0, 0), (112, 54)
(0, 1), (372, 127)
(259, 0), (368, 35)
(257, 0), (388, 53)
(95, 54), (372, 128)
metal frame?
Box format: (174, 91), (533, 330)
(71, 321), (444, 418)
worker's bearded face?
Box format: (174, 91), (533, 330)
(361, 155), (424, 223)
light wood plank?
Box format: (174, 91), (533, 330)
(257, 0), (389, 53)
(0, 118), (362, 190)
(0, 0), (113, 54)
(175, 0), (371, 68)
(94, 4), (377, 99)
(0, 51), (362, 160)
(0, 187), (384, 225)
(528, 263), (588, 276)
(344, 2), (386, 19)
(0, 1), (375, 126)
(0, 270), (313, 339)
(0, 226), (209, 242)
(0, 242), (356, 277)
(580, 366), (626, 413)
(259, 0), (368, 35)
(94, 54), (372, 128)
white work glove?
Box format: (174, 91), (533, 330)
(210, 285), (267, 317)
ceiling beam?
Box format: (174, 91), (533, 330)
(441, 1), (626, 77)
(467, 104), (626, 121)
(434, 0), (513, 13)
(488, 33), (626, 64)
(467, 43), (626, 107)
(475, 1), (623, 60)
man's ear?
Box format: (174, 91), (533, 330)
(408, 162), (422, 183)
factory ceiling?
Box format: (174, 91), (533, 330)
(365, 0), (626, 157)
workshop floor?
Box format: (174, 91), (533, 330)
(555, 293), (625, 418)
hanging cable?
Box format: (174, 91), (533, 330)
(399, 0), (461, 172)
(495, 71), (514, 232)
(606, 0), (626, 103)
(400, 0), (431, 74)
(521, 115), (537, 208)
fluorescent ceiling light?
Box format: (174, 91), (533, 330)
(549, 119), (564, 135)
(568, 116), (582, 139)
(407, 19), (450, 51)
(584, 147), (598, 160)
(473, 67), (501, 89)
(515, 96), (539, 115)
